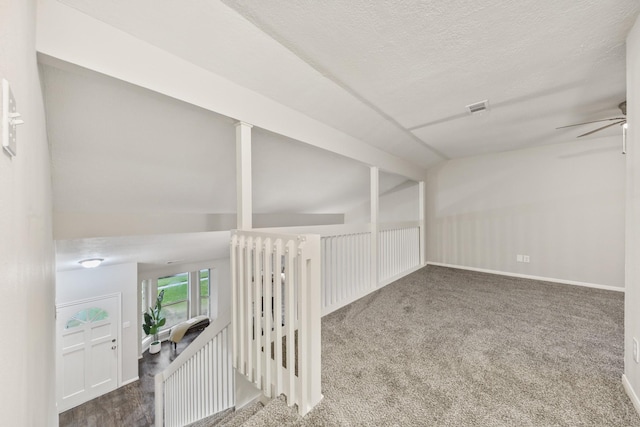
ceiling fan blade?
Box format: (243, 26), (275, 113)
(577, 120), (626, 138)
(556, 117), (626, 129)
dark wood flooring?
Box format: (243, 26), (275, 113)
(59, 332), (199, 427)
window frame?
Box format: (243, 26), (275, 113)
(199, 268), (210, 317)
(139, 264), (216, 352)
(156, 272), (190, 332)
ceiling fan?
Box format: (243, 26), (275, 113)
(557, 101), (627, 138)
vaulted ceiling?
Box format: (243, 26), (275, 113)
(44, 0), (640, 269)
(55, 0), (639, 163)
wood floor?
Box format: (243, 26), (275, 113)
(59, 332), (199, 427)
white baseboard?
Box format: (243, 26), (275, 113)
(121, 376), (139, 387)
(426, 262), (624, 293)
(623, 374), (640, 416)
(378, 264), (425, 288)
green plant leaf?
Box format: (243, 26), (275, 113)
(158, 318), (166, 327)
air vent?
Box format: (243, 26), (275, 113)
(466, 100), (489, 114)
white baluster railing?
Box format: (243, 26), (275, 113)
(378, 222), (421, 285)
(321, 232), (372, 315)
(155, 310), (234, 427)
(231, 230), (322, 416)
(253, 222), (423, 314)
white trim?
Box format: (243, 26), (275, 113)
(623, 374), (640, 416)
(256, 222), (371, 237)
(55, 292), (122, 308)
(56, 292), (123, 411)
(378, 264), (424, 288)
(121, 376), (139, 387)
(378, 221), (421, 231)
(426, 262), (624, 293)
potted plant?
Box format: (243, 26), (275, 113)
(143, 290), (166, 354)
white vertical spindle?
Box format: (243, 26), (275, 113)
(263, 238), (272, 397)
(285, 240), (296, 405)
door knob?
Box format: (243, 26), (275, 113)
(112, 346), (117, 350)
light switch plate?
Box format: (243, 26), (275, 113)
(2, 78), (18, 157)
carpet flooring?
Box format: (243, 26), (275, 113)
(61, 265), (640, 426)
(293, 265), (640, 426)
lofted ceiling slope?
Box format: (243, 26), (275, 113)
(43, 62), (396, 218)
(56, 0), (639, 161)
(43, 0), (640, 270)
(55, 0), (441, 167)
(43, 61), (408, 270)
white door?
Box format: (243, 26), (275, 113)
(56, 294), (120, 413)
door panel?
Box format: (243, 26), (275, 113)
(57, 294), (120, 412)
(62, 348), (85, 398)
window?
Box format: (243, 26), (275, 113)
(199, 269), (210, 317)
(157, 272), (189, 330)
(139, 266), (215, 348)
(65, 308), (109, 329)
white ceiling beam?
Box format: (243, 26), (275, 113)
(36, 0), (427, 182)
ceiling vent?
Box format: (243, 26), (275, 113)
(466, 100), (489, 114)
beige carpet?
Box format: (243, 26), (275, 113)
(288, 265), (640, 426)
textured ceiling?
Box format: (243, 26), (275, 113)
(45, 0), (640, 270)
(55, 0), (442, 167)
(55, 232), (231, 271)
(222, 0), (639, 158)
(56, 0), (639, 161)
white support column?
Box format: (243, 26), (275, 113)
(419, 180), (426, 266)
(236, 121), (253, 230)
(370, 167), (379, 287)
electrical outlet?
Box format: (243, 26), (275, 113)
(634, 338), (639, 363)
(523, 255), (530, 263)
(516, 254), (523, 262)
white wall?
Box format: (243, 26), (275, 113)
(426, 136), (625, 288)
(213, 258), (232, 320)
(253, 213), (344, 228)
(345, 180), (420, 224)
(624, 14), (640, 414)
(57, 263), (139, 384)
(0, 0), (57, 424)
(379, 180), (420, 223)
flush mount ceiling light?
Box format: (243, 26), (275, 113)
(79, 258), (104, 268)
